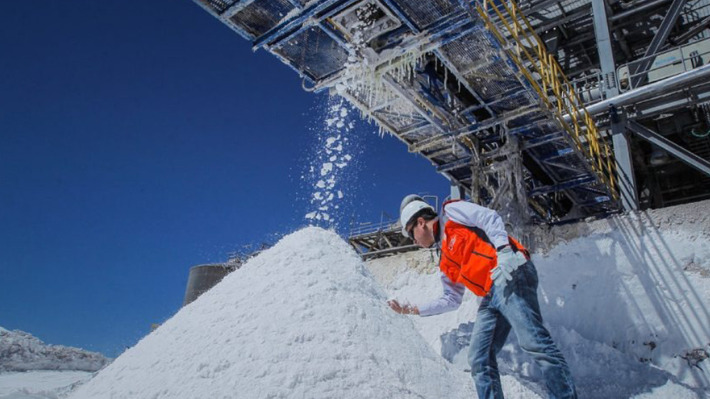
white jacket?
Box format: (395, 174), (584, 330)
(417, 201), (508, 316)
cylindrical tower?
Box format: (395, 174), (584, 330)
(182, 264), (236, 306)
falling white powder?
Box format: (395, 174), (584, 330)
(303, 96), (360, 229)
(320, 163), (333, 176)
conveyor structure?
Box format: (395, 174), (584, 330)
(193, 0), (710, 258)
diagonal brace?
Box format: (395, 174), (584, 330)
(631, 0), (687, 87)
(627, 120), (710, 177)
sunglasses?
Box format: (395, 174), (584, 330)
(406, 223), (416, 240)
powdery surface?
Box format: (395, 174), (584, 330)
(68, 227), (475, 399)
(367, 200), (710, 398)
(536, 200), (710, 393)
(0, 371), (92, 399)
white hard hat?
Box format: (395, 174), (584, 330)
(399, 194), (435, 237)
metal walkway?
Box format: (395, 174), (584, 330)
(194, 0), (620, 223)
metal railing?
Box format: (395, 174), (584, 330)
(619, 38), (710, 91)
(348, 195), (438, 238)
(473, 0), (618, 200)
(565, 73), (607, 106)
(348, 218), (400, 237)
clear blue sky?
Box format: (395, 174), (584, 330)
(0, 1), (447, 357)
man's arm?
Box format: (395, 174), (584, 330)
(387, 273), (464, 316)
(416, 273), (465, 316)
(444, 201), (509, 249)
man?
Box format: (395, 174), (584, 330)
(388, 194), (576, 399)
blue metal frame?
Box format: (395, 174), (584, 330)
(530, 175), (597, 196)
(192, 0), (256, 41)
(194, 0), (621, 221)
(254, 0), (353, 49)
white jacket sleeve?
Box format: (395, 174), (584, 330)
(417, 273), (465, 316)
(443, 201), (509, 249)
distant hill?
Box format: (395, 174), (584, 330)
(0, 326), (110, 372)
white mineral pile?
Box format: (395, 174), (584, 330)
(68, 227), (475, 399)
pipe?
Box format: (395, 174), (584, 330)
(564, 63), (710, 120)
(610, 0), (672, 22)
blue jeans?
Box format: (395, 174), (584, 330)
(467, 261), (577, 399)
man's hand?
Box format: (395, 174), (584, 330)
(387, 299), (419, 315)
(491, 246), (528, 290)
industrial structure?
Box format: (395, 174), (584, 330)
(183, 263), (239, 306)
(192, 0), (710, 258)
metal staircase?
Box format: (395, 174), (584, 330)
(472, 0), (617, 199)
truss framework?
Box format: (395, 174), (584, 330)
(194, 0), (710, 257)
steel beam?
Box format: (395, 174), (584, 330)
(409, 105), (540, 152)
(530, 175), (597, 196)
(610, 108), (638, 210)
(591, 0), (618, 97)
(222, 0), (256, 18)
(524, 132), (565, 148)
(592, 0), (636, 210)
(671, 16), (710, 47)
(631, 0), (687, 87)
(311, 16), (478, 92)
(533, 4), (592, 36)
(542, 160), (588, 173)
(437, 156), (473, 173)
(627, 120), (710, 177)
(400, 121), (432, 136)
(433, 49), (498, 118)
(191, 0), (255, 40)
(254, 0), (351, 49)
(609, 0), (672, 22)
(383, 76), (448, 133)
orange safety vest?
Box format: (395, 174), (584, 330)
(439, 219), (529, 297)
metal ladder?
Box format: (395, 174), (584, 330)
(469, 0), (619, 201)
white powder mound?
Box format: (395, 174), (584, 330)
(68, 227), (474, 399)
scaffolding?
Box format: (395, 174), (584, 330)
(193, 0), (710, 258)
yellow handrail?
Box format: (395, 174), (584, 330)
(475, 0), (618, 199)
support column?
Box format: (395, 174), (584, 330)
(610, 107), (640, 210)
(592, 0), (639, 211)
